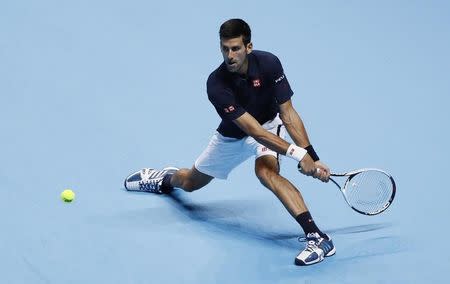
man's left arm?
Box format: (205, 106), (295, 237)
(279, 99), (330, 182)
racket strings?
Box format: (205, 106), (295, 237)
(343, 171), (394, 214)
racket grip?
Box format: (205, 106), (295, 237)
(297, 165), (321, 175)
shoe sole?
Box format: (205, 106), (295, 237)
(295, 255), (325, 266)
(295, 245), (335, 266)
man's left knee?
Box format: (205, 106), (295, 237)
(255, 167), (279, 187)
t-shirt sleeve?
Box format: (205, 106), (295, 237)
(268, 55), (294, 104)
(207, 76), (245, 121)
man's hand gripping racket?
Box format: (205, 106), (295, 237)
(298, 164), (396, 216)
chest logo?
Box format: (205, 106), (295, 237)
(252, 79), (261, 87)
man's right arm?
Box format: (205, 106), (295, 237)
(234, 112), (289, 154)
(233, 112), (318, 176)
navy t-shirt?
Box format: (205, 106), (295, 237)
(207, 50), (294, 139)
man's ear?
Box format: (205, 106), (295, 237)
(246, 42), (253, 54)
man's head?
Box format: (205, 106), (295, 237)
(219, 19), (253, 74)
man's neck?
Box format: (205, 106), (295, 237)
(237, 57), (249, 76)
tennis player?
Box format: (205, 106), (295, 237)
(124, 19), (335, 266)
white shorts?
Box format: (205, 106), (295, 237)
(194, 114), (286, 179)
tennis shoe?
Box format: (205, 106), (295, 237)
(124, 167), (178, 193)
(295, 232), (336, 266)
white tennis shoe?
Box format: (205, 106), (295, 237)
(124, 167), (179, 193)
(295, 232), (336, 266)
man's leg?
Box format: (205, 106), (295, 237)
(169, 166), (214, 192)
(254, 155), (308, 218)
(125, 131), (245, 193)
(254, 155), (335, 266)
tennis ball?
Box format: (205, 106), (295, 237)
(61, 189), (75, 202)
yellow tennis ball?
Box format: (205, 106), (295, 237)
(61, 189), (75, 202)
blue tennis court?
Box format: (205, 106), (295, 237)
(1, 1), (449, 283)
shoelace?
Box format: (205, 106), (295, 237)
(139, 178), (161, 192)
(298, 234), (322, 252)
(304, 240), (319, 252)
(298, 233), (321, 242)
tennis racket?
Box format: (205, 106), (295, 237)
(299, 166), (396, 216)
(329, 168), (396, 215)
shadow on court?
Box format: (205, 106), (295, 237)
(164, 190), (394, 250)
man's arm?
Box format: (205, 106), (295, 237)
(234, 112), (290, 154)
(278, 99), (311, 147)
(279, 99), (330, 181)
(233, 112), (318, 177)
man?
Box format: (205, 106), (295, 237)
(124, 19), (335, 266)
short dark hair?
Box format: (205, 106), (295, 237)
(219, 19), (251, 45)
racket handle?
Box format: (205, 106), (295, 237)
(298, 166), (322, 174)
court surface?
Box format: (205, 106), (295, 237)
(1, 1), (450, 283)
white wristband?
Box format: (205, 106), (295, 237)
(286, 144), (307, 162)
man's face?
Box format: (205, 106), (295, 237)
(220, 36), (253, 74)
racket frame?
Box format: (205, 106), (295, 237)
(329, 168), (396, 216)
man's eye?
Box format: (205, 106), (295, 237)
(231, 47), (240, 52)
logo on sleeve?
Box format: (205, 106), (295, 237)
(275, 74), (285, 84)
(223, 105), (235, 113)
(252, 79), (261, 87)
